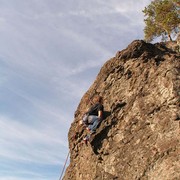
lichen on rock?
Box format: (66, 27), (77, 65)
(63, 40), (180, 180)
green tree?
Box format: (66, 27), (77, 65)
(143, 0), (180, 42)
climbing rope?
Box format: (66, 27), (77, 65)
(59, 151), (70, 180)
(58, 88), (101, 180)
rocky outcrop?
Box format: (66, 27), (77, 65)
(63, 40), (180, 180)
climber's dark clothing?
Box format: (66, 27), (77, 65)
(83, 102), (104, 133)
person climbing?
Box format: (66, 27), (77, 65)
(82, 95), (104, 144)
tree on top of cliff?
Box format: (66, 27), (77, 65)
(143, 0), (180, 42)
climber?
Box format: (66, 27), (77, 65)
(82, 95), (104, 143)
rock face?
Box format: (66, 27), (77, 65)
(63, 40), (180, 180)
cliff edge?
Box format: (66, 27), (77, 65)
(63, 40), (180, 180)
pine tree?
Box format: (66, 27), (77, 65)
(143, 0), (180, 42)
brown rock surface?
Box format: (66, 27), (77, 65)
(63, 40), (180, 180)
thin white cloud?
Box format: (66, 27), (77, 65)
(0, 0), (152, 180)
(0, 115), (67, 164)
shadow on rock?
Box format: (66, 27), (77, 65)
(90, 117), (118, 155)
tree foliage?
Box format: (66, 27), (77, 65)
(143, 0), (180, 42)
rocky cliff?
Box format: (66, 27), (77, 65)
(63, 40), (180, 180)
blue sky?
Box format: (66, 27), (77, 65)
(0, 0), (151, 179)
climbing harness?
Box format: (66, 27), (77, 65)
(59, 151), (70, 180)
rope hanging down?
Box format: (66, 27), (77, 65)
(59, 151), (70, 180)
(59, 96), (92, 180)
(59, 84), (101, 180)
